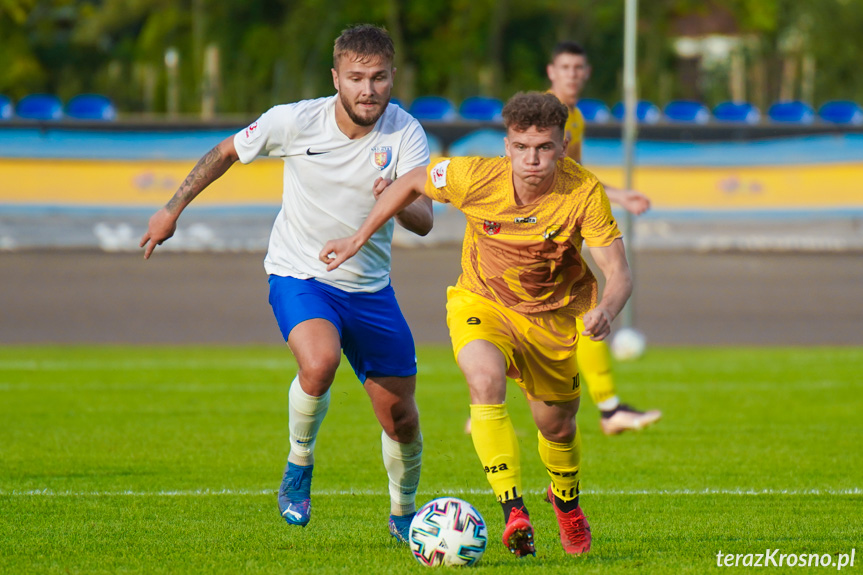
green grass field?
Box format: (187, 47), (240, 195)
(1, 346), (861, 574)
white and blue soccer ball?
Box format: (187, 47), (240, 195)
(409, 497), (488, 567)
(610, 327), (647, 361)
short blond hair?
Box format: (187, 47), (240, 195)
(333, 24), (394, 68)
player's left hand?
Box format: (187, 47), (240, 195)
(619, 190), (651, 216)
(373, 177), (393, 199)
(581, 308), (613, 341)
(319, 236), (363, 271)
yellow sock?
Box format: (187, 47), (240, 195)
(537, 427), (581, 502)
(469, 404), (522, 503)
(577, 335), (618, 406)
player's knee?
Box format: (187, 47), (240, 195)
(465, 372), (506, 403)
(539, 421), (577, 444)
(297, 355), (339, 393)
(383, 405), (420, 443)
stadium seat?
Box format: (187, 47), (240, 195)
(712, 101), (761, 124)
(389, 97), (403, 109)
(458, 96), (504, 122)
(408, 96), (457, 121)
(817, 100), (863, 125)
(65, 94), (117, 120)
(611, 100), (662, 123)
(767, 100), (815, 124)
(0, 95), (12, 120)
(576, 98), (611, 123)
(663, 100), (711, 124)
(15, 93), (63, 120)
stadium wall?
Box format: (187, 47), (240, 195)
(1, 126), (862, 251)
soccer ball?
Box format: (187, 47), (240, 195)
(610, 327), (646, 361)
(409, 497), (488, 567)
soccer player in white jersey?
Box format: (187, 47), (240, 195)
(140, 24), (431, 543)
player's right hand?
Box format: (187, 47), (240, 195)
(140, 207), (178, 259)
(372, 176), (393, 199)
(319, 236), (363, 271)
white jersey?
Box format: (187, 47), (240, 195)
(233, 95), (430, 292)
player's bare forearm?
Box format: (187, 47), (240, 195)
(140, 136), (238, 259)
(165, 137), (239, 215)
(581, 238), (632, 340)
(372, 174), (433, 236)
(320, 165), (427, 270)
(394, 194), (433, 236)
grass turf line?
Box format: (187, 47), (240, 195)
(0, 346), (861, 574)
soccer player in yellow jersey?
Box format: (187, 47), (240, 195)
(320, 92), (634, 557)
(547, 40), (661, 434)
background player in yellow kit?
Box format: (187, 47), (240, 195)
(547, 40), (661, 434)
(320, 92), (633, 558)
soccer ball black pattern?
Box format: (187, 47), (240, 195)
(409, 497), (488, 567)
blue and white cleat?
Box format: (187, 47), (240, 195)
(278, 462), (313, 527)
(388, 513), (415, 544)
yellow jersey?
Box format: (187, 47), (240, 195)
(547, 90), (585, 147)
(425, 156), (620, 316)
(565, 104), (585, 147)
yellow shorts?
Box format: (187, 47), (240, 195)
(446, 286), (581, 402)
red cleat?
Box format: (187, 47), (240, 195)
(545, 485), (591, 554)
(502, 506), (536, 558)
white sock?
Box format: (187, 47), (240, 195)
(597, 395), (620, 412)
(381, 430), (423, 516)
(287, 376), (330, 467)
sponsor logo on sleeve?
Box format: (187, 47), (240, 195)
(370, 146), (393, 170)
(430, 160), (450, 188)
(243, 121), (261, 142)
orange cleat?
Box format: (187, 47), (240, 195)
(502, 506), (536, 558)
(545, 485), (591, 554)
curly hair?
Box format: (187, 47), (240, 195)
(502, 91), (568, 134)
(333, 24), (394, 68)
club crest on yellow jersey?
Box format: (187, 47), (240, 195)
(483, 220), (501, 235)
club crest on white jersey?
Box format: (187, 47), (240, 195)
(370, 146), (393, 170)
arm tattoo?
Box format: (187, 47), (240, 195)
(166, 146), (226, 212)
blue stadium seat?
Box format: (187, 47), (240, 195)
(712, 101), (761, 124)
(408, 96), (457, 121)
(611, 100), (662, 123)
(16, 93), (63, 120)
(817, 100), (863, 125)
(389, 97), (403, 109)
(576, 98), (611, 123)
(459, 96), (504, 122)
(767, 100), (815, 124)
(65, 94), (117, 120)
(0, 95), (12, 120)
(663, 100), (711, 124)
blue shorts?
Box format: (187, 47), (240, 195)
(268, 275), (417, 383)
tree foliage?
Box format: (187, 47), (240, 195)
(1, 0), (862, 115)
